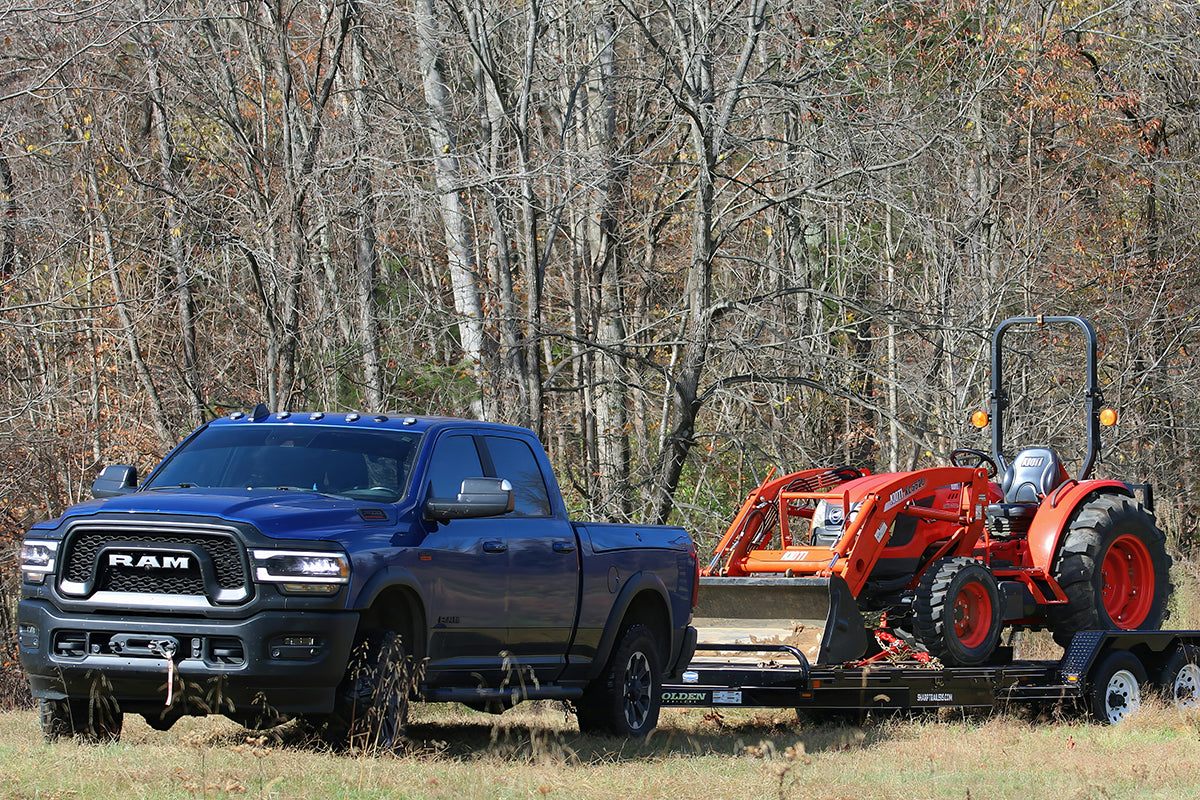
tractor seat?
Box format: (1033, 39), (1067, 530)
(986, 448), (1068, 534)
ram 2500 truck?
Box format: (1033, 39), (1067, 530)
(17, 407), (698, 746)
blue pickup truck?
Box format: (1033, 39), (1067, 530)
(17, 407), (699, 746)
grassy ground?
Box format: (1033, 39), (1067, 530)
(3, 699), (1200, 800)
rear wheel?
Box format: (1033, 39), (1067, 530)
(1050, 495), (1171, 647)
(914, 557), (1003, 666)
(40, 697), (124, 743)
(1090, 650), (1145, 724)
(576, 624), (662, 738)
(1159, 645), (1200, 711)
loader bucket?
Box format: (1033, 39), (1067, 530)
(693, 574), (869, 666)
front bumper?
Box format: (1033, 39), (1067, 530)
(17, 599), (359, 716)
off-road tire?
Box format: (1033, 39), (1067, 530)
(306, 630), (410, 751)
(1159, 645), (1200, 711)
(40, 697), (124, 743)
(1049, 495), (1171, 648)
(576, 623), (662, 738)
(1089, 649), (1145, 724)
(913, 557), (1003, 666)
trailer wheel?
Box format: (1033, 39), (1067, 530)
(1090, 650), (1145, 724)
(914, 557), (1002, 666)
(1159, 645), (1200, 711)
(308, 630), (410, 751)
(40, 697), (124, 743)
(1050, 495), (1171, 647)
(576, 624), (662, 738)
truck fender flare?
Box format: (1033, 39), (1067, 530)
(353, 565), (429, 656)
(590, 570), (674, 677)
(1027, 480), (1134, 571)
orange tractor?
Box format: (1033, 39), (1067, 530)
(699, 316), (1172, 666)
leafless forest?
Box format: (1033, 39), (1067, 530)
(1, 0), (1199, 562)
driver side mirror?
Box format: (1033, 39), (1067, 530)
(92, 465), (139, 499)
(424, 478), (515, 521)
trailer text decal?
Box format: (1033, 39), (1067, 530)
(917, 693), (954, 703)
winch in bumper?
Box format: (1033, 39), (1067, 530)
(17, 600), (359, 715)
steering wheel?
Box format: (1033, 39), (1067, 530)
(949, 448), (998, 478)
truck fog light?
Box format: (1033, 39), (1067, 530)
(279, 583), (342, 596)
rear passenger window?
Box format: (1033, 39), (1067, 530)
(483, 436), (552, 517)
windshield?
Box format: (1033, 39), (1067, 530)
(144, 424), (422, 504)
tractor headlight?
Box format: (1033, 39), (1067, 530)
(251, 549), (350, 596)
(19, 539), (58, 584)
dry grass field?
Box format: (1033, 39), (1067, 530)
(2, 697), (1200, 800)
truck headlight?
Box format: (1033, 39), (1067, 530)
(251, 549), (350, 595)
(19, 539), (58, 584)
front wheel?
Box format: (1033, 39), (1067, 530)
(305, 630), (410, 751)
(1050, 495), (1171, 647)
(913, 557), (1003, 666)
(40, 697), (124, 743)
(576, 624), (662, 738)
(1090, 650), (1145, 724)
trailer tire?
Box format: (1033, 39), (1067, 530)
(914, 557), (1002, 666)
(306, 630), (410, 751)
(1159, 645), (1200, 711)
(1090, 649), (1145, 724)
(40, 697), (123, 743)
(576, 624), (662, 738)
(1049, 495), (1171, 648)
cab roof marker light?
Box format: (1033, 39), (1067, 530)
(403, 417), (417, 425)
(310, 412), (324, 420)
(346, 413), (360, 422)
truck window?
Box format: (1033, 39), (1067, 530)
(143, 425), (420, 503)
(482, 435), (552, 517)
(425, 434), (485, 499)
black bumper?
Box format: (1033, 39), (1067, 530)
(17, 599), (359, 716)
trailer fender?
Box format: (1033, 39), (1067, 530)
(1026, 481), (1134, 572)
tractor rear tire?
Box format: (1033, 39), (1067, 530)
(913, 557), (1003, 666)
(1049, 495), (1171, 648)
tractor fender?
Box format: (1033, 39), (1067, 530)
(1027, 480), (1134, 572)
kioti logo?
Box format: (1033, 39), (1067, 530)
(108, 553), (191, 570)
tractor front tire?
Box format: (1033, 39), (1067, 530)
(1049, 495), (1171, 648)
(914, 557), (1003, 666)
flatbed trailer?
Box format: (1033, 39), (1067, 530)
(662, 630), (1200, 724)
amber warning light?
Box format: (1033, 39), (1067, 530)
(1100, 408), (1119, 427)
(970, 410), (990, 428)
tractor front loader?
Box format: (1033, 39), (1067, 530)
(695, 316), (1171, 667)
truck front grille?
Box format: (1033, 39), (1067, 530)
(59, 524), (250, 605)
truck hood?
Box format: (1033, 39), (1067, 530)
(40, 489), (400, 541)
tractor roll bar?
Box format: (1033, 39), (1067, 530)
(989, 315), (1102, 481)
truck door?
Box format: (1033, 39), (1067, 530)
(421, 433), (509, 682)
(481, 434), (580, 683)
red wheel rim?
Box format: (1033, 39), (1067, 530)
(1101, 534), (1155, 628)
(953, 580), (993, 649)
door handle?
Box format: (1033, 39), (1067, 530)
(483, 541), (508, 553)
(552, 541), (577, 554)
